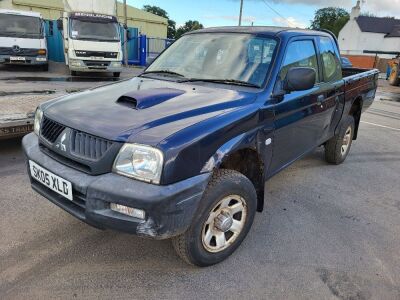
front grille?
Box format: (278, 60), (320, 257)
(0, 47), (39, 56)
(41, 117), (66, 143)
(84, 60), (110, 68)
(75, 50), (118, 58)
(70, 130), (113, 161)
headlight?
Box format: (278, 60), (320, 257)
(113, 144), (164, 184)
(111, 61), (122, 67)
(69, 59), (82, 67)
(34, 108), (43, 136)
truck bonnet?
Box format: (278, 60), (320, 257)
(41, 77), (258, 145)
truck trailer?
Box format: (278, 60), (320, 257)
(58, 0), (123, 77)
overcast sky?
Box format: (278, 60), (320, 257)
(128, 0), (400, 29)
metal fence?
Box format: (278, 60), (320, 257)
(147, 37), (174, 61)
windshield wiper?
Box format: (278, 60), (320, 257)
(140, 70), (186, 78)
(179, 78), (261, 88)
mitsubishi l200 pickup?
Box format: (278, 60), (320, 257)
(22, 27), (379, 266)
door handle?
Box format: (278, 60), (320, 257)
(317, 95), (325, 106)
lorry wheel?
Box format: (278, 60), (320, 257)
(325, 116), (355, 165)
(113, 72), (120, 78)
(389, 67), (400, 86)
(71, 71), (78, 76)
(172, 169), (257, 267)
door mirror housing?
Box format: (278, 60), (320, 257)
(57, 18), (63, 31)
(284, 67), (316, 92)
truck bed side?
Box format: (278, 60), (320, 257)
(341, 67), (379, 138)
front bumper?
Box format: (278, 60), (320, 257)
(22, 133), (210, 239)
(69, 59), (122, 73)
(0, 55), (47, 65)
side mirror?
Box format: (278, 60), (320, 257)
(57, 19), (63, 31)
(284, 67), (316, 92)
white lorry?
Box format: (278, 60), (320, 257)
(0, 9), (48, 71)
(58, 0), (123, 77)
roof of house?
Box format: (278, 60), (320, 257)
(356, 16), (400, 37)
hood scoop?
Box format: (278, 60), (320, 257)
(117, 88), (186, 110)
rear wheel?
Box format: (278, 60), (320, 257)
(325, 116), (355, 165)
(389, 65), (400, 86)
(172, 169), (257, 267)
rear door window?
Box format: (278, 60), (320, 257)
(319, 37), (341, 82)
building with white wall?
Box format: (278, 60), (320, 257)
(339, 1), (400, 59)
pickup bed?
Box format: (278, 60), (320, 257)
(22, 27), (379, 266)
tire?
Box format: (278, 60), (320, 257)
(389, 66), (400, 86)
(70, 70), (78, 76)
(172, 169), (257, 267)
(113, 72), (120, 78)
(325, 115), (355, 165)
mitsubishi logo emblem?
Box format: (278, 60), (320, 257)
(56, 132), (67, 152)
(12, 45), (21, 53)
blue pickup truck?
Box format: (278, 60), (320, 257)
(23, 27), (378, 266)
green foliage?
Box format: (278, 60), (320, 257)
(142, 5), (176, 39)
(176, 20), (204, 39)
(310, 7), (350, 37)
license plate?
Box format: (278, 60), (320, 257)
(29, 160), (73, 201)
(10, 56), (26, 61)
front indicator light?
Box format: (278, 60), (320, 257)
(38, 49), (47, 55)
(110, 203), (145, 220)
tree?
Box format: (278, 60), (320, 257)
(310, 7), (350, 37)
(142, 5), (176, 39)
(176, 20), (204, 39)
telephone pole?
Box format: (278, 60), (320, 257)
(123, 0), (128, 66)
(238, 0), (243, 26)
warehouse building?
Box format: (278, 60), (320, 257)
(0, 0), (168, 38)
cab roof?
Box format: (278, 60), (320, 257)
(0, 9), (42, 18)
(188, 26), (333, 38)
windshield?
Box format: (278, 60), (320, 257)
(146, 33), (278, 87)
(0, 14), (42, 38)
(70, 19), (120, 42)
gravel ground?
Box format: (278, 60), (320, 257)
(0, 78), (399, 299)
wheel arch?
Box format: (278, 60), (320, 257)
(349, 96), (363, 140)
(201, 133), (266, 212)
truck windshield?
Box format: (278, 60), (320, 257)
(0, 14), (42, 38)
(146, 33), (278, 87)
(70, 19), (120, 42)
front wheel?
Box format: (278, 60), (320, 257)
(172, 169), (257, 267)
(325, 116), (355, 164)
(113, 72), (120, 78)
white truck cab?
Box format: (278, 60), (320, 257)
(59, 0), (123, 77)
(0, 9), (48, 71)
